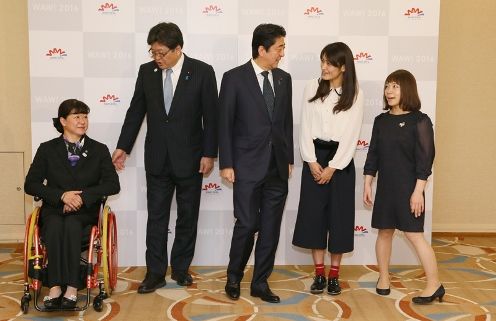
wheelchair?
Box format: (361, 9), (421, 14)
(20, 199), (118, 313)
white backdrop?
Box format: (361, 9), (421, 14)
(28, 0), (440, 266)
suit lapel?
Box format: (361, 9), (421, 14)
(55, 137), (77, 179)
(272, 68), (284, 120)
(73, 136), (92, 171)
(243, 62), (269, 117)
(169, 55), (192, 116)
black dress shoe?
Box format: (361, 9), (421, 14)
(327, 277), (341, 295)
(225, 281), (240, 300)
(250, 287), (280, 303)
(412, 285), (445, 304)
(310, 275), (327, 294)
(137, 273), (167, 294)
(61, 296), (77, 309)
(376, 279), (391, 296)
(43, 295), (62, 309)
(171, 272), (193, 286)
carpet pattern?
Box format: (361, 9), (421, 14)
(0, 236), (495, 320)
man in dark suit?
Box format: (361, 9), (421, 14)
(218, 24), (293, 303)
(112, 22), (218, 293)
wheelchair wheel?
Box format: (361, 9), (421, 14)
(102, 206), (118, 295)
(23, 207), (40, 283)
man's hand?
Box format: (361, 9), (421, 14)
(288, 164), (293, 177)
(112, 149), (127, 171)
(199, 157), (215, 175)
(220, 168), (235, 183)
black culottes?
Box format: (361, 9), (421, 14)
(292, 140), (356, 253)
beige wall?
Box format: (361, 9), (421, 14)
(1, 0), (494, 234)
(0, 0), (31, 240)
(434, 0), (496, 231)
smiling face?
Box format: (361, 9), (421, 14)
(320, 55), (345, 86)
(60, 112), (88, 141)
(384, 81), (402, 109)
(256, 36), (285, 70)
(149, 42), (182, 70)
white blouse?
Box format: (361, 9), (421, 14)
(299, 78), (364, 170)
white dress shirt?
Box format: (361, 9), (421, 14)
(162, 53), (185, 95)
(251, 59), (274, 94)
(299, 78), (364, 170)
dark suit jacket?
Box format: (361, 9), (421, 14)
(24, 136), (120, 217)
(218, 61), (294, 181)
(116, 55), (218, 176)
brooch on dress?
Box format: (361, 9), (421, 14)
(399, 122), (405, 127)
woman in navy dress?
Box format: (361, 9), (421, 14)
(363, 69), (443, 304)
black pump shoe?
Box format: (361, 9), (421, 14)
(412, 285), (445, 304)
(43, 295), (62, 309)
(61, 295), (78, 309)
(376, 279), (391, 296)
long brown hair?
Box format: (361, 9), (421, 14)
(309, 42), (358, 113)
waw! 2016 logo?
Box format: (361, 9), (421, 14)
(202, 182), (222, 194)
(404, 7), (424, 18)
(304, 6), (324, 18)
(202, 5), (222, 16)
(99, 94), (120, 105)
(354, 225), (369, 237)
(354, 52), (373, 64)
(98, 2), (119, 14)
(46, 48), (67, 59)
(356, 139), (369, 151)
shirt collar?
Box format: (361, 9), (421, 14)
(168, 52), (184, 75)
(251, 58), (270, 76)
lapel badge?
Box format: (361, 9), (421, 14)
(82, 151), (88, 157)
(399, 122), (405, 127)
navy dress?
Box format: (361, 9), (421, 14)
(363, 111), (435, 232)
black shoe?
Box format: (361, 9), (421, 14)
(376, 279), (391, 296)
(250, 286), (280, 303)
(61, 295), (77, 309)
(412, 285), (445, 304)
(327, 277), (341, 295)
(310, 275), (327, 294)
(43, 295), (62, 309)
(171, 272), (193, 286)
(137, 272), (167, 294)
(225, 281), (240, 300)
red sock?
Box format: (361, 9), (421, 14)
(329, 265), (340, 278)
(315, 263), (325, 276)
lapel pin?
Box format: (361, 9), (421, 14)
(82, 151), (88, 157)
(154, 68), (158, 72)
(399, 122), (405, 127)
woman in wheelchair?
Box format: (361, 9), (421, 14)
(24, 99), (120, 309)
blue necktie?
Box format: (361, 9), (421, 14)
(163, 68), (173, 114)
(261, 71), (274, 120)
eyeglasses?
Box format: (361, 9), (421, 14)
(148, 48), (172, 59)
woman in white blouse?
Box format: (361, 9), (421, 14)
(292, 42), (363, 296)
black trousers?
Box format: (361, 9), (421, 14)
(227, 154), (288, 289)
(41, 211), (96, 288)
(292, 140), (356, 253)
(145, 164), (203, 277)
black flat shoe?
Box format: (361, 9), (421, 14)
(310, 275), (326, 294)
(376, 279), (391, 296)
(61, 295), (77, 309)
(327, 277), (341, 295)
(43, 295), (62, 309)
(412, 285), (445, 304)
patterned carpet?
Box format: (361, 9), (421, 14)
(1, 235), (495, 321)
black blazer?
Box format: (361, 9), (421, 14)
(218, 61), (294, 181)
(116, 55), (218, 176)
(24, 136), (120, 217)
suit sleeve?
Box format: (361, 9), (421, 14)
(116, 65), (147, 154)
(201, 64), (219, 158)
(286, 73), (294, 164)
(24, 143), (65, 206)
(218, 72), (236, 169)
(81, 144), (121, 207)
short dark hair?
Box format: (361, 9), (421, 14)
(53, 99), (90, 133)
(383, 69), (421, 111)
(251, 23), (286, 59)
(309, 42), (358, 113)
(147, 22), (184, 49)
